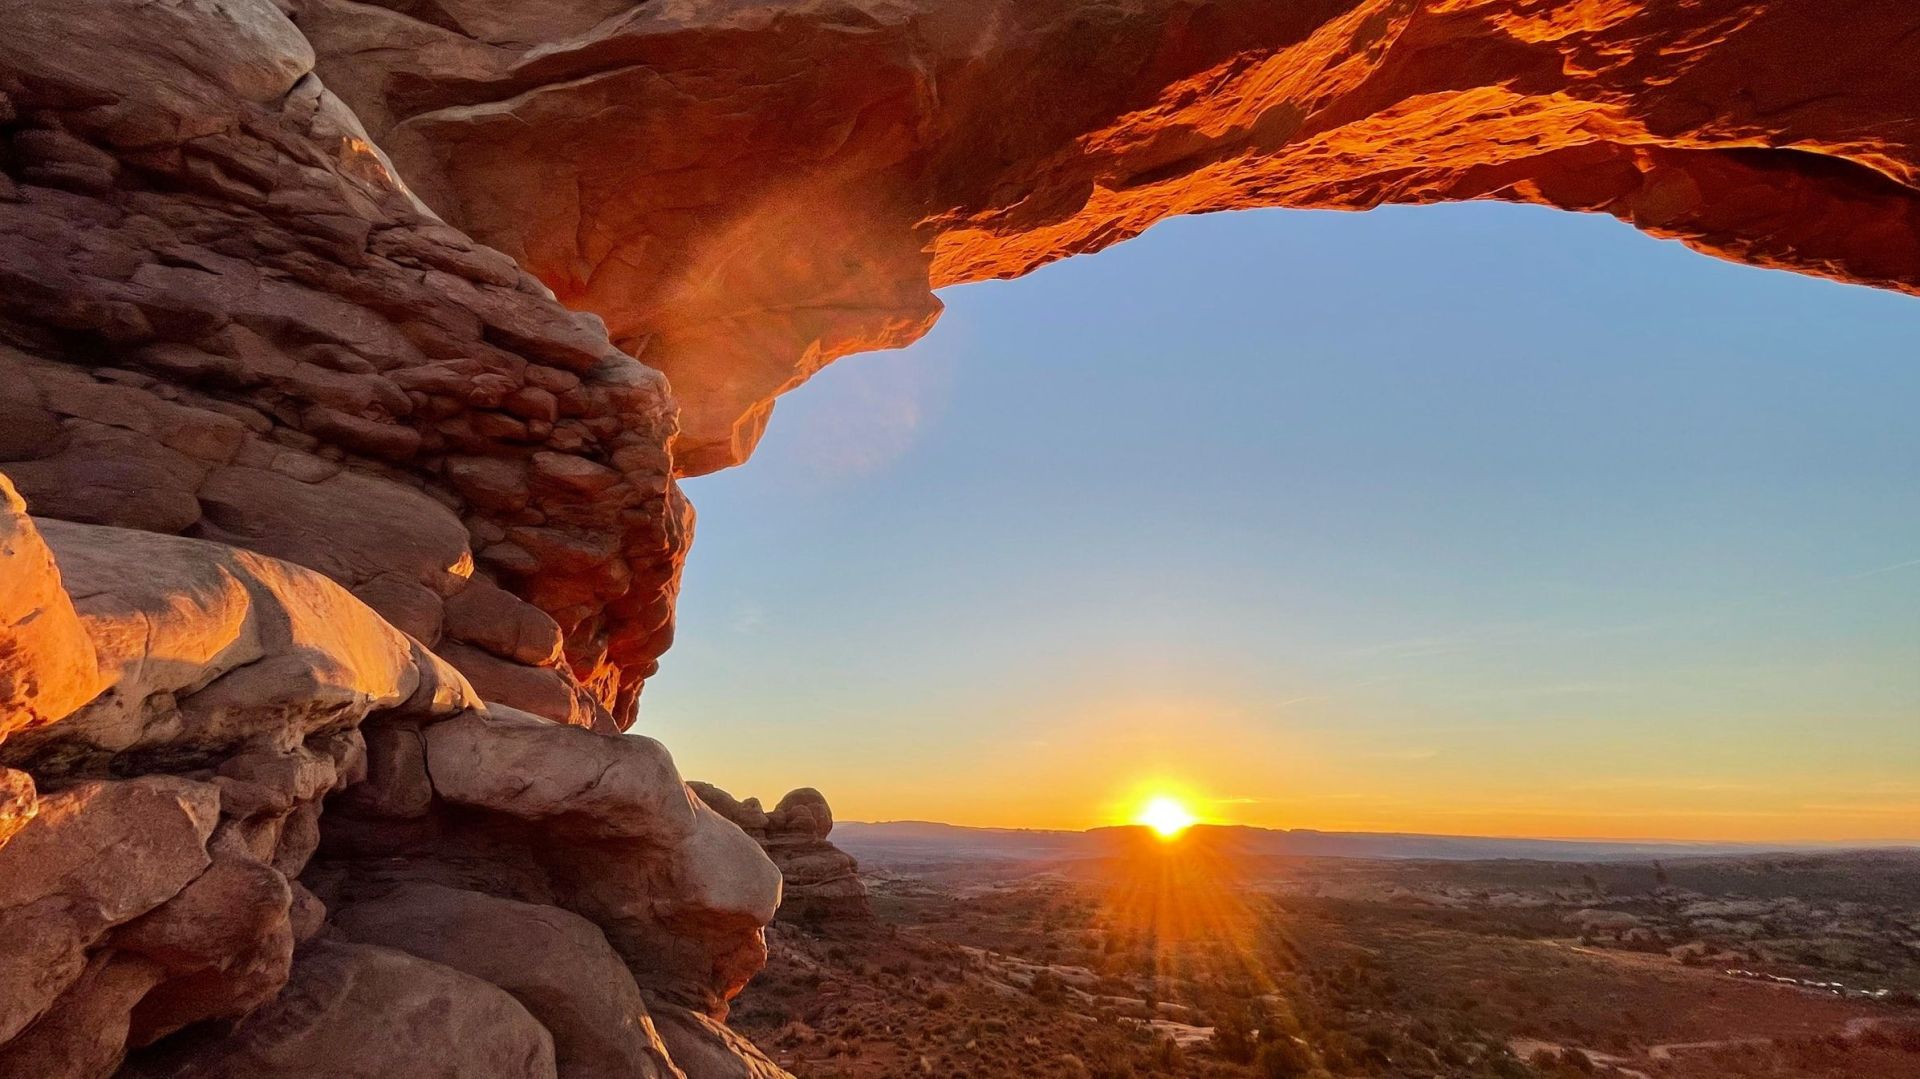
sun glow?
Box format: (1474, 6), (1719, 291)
(1137, 795), (1197, 839)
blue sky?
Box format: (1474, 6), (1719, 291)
(642, 202), (1920, 841)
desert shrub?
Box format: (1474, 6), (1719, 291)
(1055, 1053), (1093, 1079)
(1255, 1037), (1314, 1079)
(1210, 1009), (1256, 1064)
(1029, 970), (1067, 1006)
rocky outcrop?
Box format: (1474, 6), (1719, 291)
(0, 483), (786, 1077)
(0, 0), (795, 1068)
(329, 883), (683, 1079)
(119, 940), (561, 1079)
(296, 0), (1920, 473)
(3, 0), (1916, 1077)
(6, 0), (1917, 728)
(692, 784), (871, 924)
(0, 0), (686, 725)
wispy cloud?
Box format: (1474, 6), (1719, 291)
(1833, 556), (1920, 583)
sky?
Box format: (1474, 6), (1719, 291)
(640, 202), (1920, 844)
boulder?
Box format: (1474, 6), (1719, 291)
(416, 708), (781, 1012)
(331, 882), (681, 1079)
(111, 852), (295, 1044)
(119, 941), (559, 1079)
(0, 956), (165, 1079)
(546, 797), (782, 1013)
(3, 519), (471, 765)
(192, 465), (474, 608)
(648, 1003), (793, 1079)
(443, 577), (565, 667)
(422, 706), (695, 844)
(337, 721), (433, 819)
(691, 785), (870, 924)
(0, 777), (218, 1046)
(0, 476), (101, 739)
(432, 642), (604, 729)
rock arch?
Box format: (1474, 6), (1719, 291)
(298, 0), (1920, 474)
(0, 2), (1915, 1076)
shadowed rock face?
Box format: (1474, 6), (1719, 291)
(0, 479), (784, 1077)
(0, 0), (1914, 1076)
(297, 0), (1920, 473)
(0, 0), (687, 725)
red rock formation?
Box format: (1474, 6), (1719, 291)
(0, 478), (785, 1077)
(0, 0), (687, 725)
(3, 1), (1917, 1077)
(692, 783), (873, 924)
(299, 0), (1920, 474)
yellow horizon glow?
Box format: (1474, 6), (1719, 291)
(1138, 795), (1198, 839)
(659, 689), (1920, 845)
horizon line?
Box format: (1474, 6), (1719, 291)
(839, 818), (1920, 849)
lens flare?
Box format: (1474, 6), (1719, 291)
(1138, 795), (1196, 839)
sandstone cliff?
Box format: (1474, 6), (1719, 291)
(1, 0), (1917, 1077)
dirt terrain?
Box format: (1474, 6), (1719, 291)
(731, 845), (1920, 1078)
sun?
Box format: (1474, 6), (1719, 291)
(1137, 795), (1197, 840)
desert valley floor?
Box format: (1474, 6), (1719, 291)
(733, 845), (1920, 1079)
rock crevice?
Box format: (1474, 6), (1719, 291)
(3, 1), (1917, 1077)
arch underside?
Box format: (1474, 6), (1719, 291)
(299, 0), (1920, 475)
(5, 5), (1913, 1073)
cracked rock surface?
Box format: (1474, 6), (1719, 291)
(3, 0), (1917, 1076)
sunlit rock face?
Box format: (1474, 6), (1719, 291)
(0, 478), (784, 1077)
(692, 783), (873, 924)
(298, 0), (1920, 474)
(0, 0), (686, 725)
(2, 0), (1916, 1076)
(0, 0), (783, 1072)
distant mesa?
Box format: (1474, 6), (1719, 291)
(691, 783), (873, 924)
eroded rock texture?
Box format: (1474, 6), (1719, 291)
(2, 0), (1916, 1076)
(0, 0), (785, 1070)
(0, 0), (687, 725)
(692, 784), (871, 924)
(0, 480), (785, 1077)
(298, 0), (1920, 473)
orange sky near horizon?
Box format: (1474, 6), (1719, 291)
(779, 690), (1920, 845)
(642, 204), (1920, 849)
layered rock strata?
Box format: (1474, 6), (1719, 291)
(692, 784), (872, 924)
(0, 479), (787, 1078)
(0, 0), (686, 727)
(3, 0), (1919, 1077)
(295, 0), (1920, 473)
(0, 0), (786, 1072)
